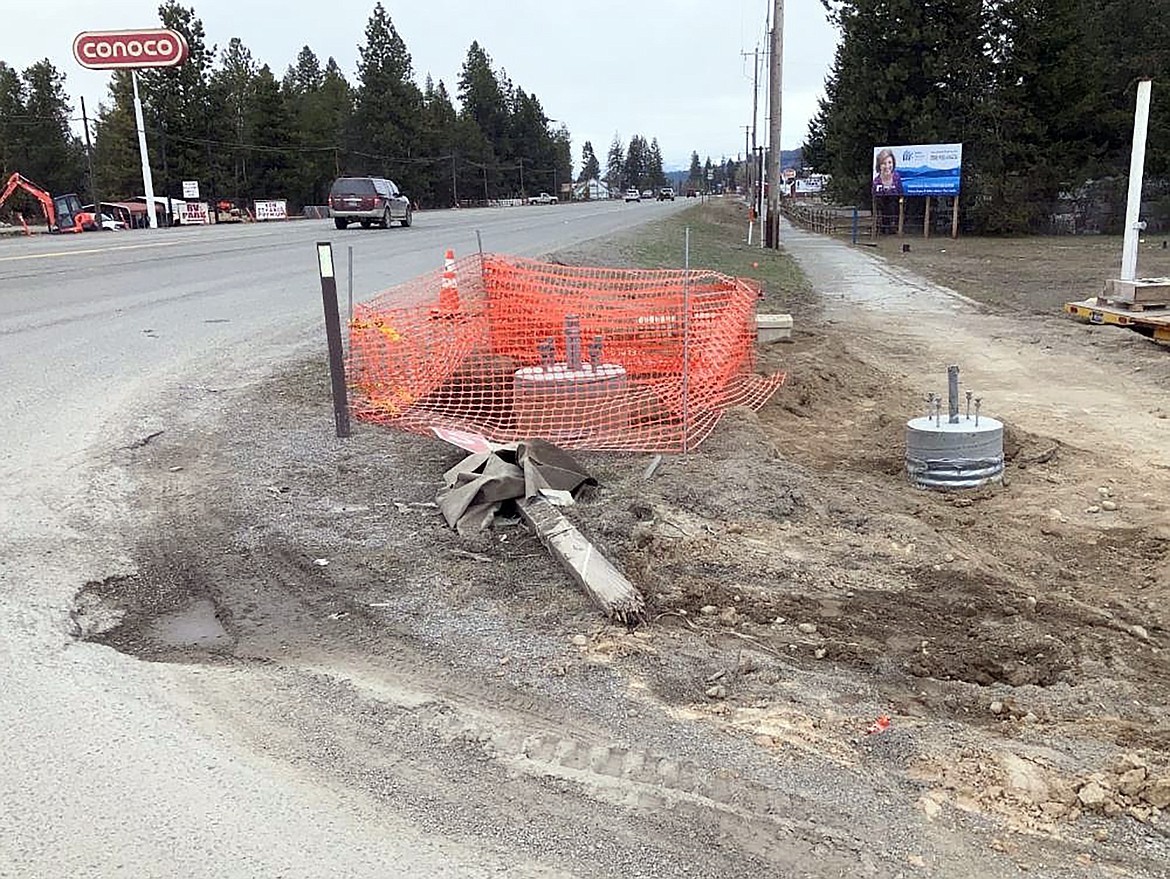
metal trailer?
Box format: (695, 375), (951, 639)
(1064, 298), (1170, 344)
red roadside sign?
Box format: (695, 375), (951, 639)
(72, 29), (189, 70)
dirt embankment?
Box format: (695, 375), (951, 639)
(73, 200), (1170, 877)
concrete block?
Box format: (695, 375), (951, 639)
(1102, 277), (1170, 305)
(756, 313), (793, 343)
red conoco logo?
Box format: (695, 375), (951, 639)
(73, 29), (189, 70)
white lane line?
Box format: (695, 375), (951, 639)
(0, 240), (184, 263)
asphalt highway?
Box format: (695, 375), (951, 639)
(0, 199), (689, 878)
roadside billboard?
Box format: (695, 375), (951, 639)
(872, 143), (962, 197)
(176, 202), (210, 225)
(73, 29), (190, 70)
(254, 199), (288, 221)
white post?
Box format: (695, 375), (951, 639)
(1120, 79), (1152, 282)
(131, 69), (159, 229)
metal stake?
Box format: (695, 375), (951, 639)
(947, 365), (960, 424)
(347, 245), (354, 324)
(476, 228), (486, 290)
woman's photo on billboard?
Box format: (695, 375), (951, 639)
(872, 148), (903, 196)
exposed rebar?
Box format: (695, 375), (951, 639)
(588, 334), (604, 367)
(948, 365), (960, 424)
(564, 314), (582, 370)
(538, 338), (556, 369)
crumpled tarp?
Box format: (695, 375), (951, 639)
(437, 439), (596, 536)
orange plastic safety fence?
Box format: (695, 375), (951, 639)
(346, 253), (785, 452)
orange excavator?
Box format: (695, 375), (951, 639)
(0, 172), (97, 234)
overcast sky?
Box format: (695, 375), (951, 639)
(8, 0), (840, 171)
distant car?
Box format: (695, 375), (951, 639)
(657, 187), (676, 201)
(527, 192), (558, 205)
(329, 176), (412, 229)
(641, 189), (653, 199)
(624, 189), (641, 203)
(99, 213), (126, 231)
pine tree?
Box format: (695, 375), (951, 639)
(606, 135), (625, 193)
(550, 124), (573, 197)
(510, 89), (551, 196)
(246, 65), (292, 200)
(93, 72), (142, 200)
(647, 139), (666, 189)
(578, 140), (600, 183)
(284, 46), (324, 97)
(319, 57), (353, 178)
(19, 60), (84, 195)
(687, 151), (702, 192)
(349, 1), (422, 193)
(0, 62), (28, 182)
(457, 41), (510, 196)
(418, 76), (459, 206)
(809, 0), (991, 204)
(139, 1), (218, 202)
(213, 38), (258, 195)
(625, 135), (648, 192)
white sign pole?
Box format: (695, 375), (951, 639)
(1120, 79), (1152, 282)
(131, 69), (159, 229)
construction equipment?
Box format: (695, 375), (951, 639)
(0, 172), (97, 234)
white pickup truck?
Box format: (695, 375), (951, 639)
(527, 192), (558, 205)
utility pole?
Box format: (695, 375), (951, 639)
(743, 125), (751, 195)
(765, 0), (784, 248)
(741, 46), (761, 207)
(752, 46), (760, 155)
(159, 119), (173, 227)
(79, 96), (99, 225)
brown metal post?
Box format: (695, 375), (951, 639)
(898, 197), (905, 236)
(924, 196), (932, 240)
(316, 242), (351, 438)
(951, 196), (960, 239)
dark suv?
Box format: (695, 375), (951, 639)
(329, 176), (412, 229)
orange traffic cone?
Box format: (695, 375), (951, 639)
(439, 248), (460, 313)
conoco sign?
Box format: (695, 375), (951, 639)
(72, 29), (189, 70)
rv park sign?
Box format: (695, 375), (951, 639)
(73, 29), (189, 70)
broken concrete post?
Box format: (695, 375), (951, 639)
(518, 496), (645, 624)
